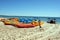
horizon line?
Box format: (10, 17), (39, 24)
(0, 15), (60, 18)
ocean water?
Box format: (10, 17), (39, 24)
(0, 15), (60, 23)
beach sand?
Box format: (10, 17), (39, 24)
(0, 22), (60, 40)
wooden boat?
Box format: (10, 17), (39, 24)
(1, 18), (44, 28)
(1, 18), (35, 28)
(13, 23), (35, 28)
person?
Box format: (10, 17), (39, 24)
(47, 18), (56, 24)
(31, 19), (44, 27)
(38, 20), (42, 28)
(38, 19), (44, 31)
(49, 19), (56, 24)
(31, 19), (39, 26)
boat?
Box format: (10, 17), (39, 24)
(0, 18), (44, 28)
(1, 18), (35, 28)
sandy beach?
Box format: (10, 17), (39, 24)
(0, 22), (60, 40)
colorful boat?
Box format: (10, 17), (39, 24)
(1, 18), (35, 28)
(1, 18), (44, 28)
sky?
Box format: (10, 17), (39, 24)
(0, 0), (60, 17)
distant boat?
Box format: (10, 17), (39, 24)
(47, 18), (56, 24)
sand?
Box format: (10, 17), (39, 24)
(0, 22), (60, 40)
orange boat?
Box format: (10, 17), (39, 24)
(1, 18), (35, 28)
(13, 23), (35, 28)
(4, 22), (35, 28)
(1, 18), (44, 28)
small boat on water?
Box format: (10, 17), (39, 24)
(47, 18), (56, 24)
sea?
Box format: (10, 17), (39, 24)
(0, 15), (60, 24)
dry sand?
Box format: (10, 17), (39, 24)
(0, 22), (60, 40)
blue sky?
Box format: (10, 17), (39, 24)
(0, 0), (60, 17)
